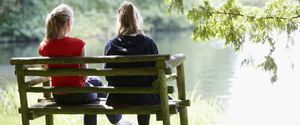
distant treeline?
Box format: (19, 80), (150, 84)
(0, 0), (192, 43)
(0, 0), (268, 43)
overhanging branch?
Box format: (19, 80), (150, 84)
(213, 11), (300, 20)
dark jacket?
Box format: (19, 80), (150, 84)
(104, 34), (160, 105)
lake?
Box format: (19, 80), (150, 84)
(1, 31), (300, 125)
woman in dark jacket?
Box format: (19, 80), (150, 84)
(104, 1), (161, 125)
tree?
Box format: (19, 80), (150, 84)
(165, 0), (300, 82)
(0, 0), (190, 43)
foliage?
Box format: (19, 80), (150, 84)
(165, 0), (184, 13)
(0, 0), (190, 43)
(0, 0), (45, 42)
(167, 0), (300, 82)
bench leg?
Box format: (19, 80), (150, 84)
(160, 100), (171, 125)
(179, 107), (188, 125)
(45, 115), (54, 125)
(21, 112), (30, 125)
(16, 65), (30, 125)
(158, 69), (171, 125)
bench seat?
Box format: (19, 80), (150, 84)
(28, 99), (181, 120)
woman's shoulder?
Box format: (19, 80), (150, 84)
(105, 36), (121, 48)
(109, 36), (121, 43)
(138, 34), (152, 39)
(66, 37), (85, 44)
(137, 34), (157, 47)
(39, 40), (47, 46)
(105, 36), (119, 47)
(107, 34), (155, 45)
(138, 34), (155, 43)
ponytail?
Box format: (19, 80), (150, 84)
(117, 1), (143, 36)
(44, 4), (73, 41)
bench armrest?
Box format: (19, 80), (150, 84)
(26, 77), (50, 87)
(165, 53), (185, 68)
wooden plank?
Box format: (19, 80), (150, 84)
(10, 55), (170, 65)
(29, 100), (179, 120)
(166, 53), (185, 68)
(16, 65), (30, 125)
(42, 81), (52, 99)
(26, 77), (50, 87)
(29, 106), (160, 115)
(27, 86), (175, 94)
(165, 74), (177, 83)
(29, 101), (179, 115)
(28, 112), (44, 120)
(45, 115), (53, 125)
(158, 68), (171, 125)
(24, 68), (158, 76)
(27, 86), (159, 94)
(176, 64), (189, 125)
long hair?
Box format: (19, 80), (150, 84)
(44, 4), (73, 41)
(117, 1), (143, 36)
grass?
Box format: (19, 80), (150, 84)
(0, 80), (224, 125)
(0, 77), (20, 125)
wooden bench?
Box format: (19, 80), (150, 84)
(10, 54), (190, 125)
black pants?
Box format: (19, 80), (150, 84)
(138, 114), (150, 125)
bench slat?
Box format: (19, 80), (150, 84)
(165, 53), (185, 68)
(29, 100), (179, 115)
(24, 68), (158, 76)
(28, 86), (159, 94)
(165, 74), (177, 82)
(27, 86), (175, 94)
(30, 106), (160, 115)
(11, 55), (170, 65)
(26, 77), (50, 87)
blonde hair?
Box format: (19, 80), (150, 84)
(45, 4), (73, 40)
(117, 1), (143, 36)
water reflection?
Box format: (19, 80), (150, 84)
(0, 42), (39, 64)
(0, 42), (40, 85)
(152, 31), (236, 99)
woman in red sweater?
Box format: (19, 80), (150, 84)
(39, 4), (131, 125)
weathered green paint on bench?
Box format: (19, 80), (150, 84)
(27, 86), (175, 94)
(10, 55), (170, 65)
(11, 54), (189, 125)
(24, 68), (159, 76)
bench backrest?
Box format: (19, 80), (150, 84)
(10, 54), (173, 93)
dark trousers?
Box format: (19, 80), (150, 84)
(135, 96), (173, 124)
(53, 76), (122, 125)
(138, 115), (150, 125)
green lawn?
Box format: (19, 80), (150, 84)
(0, 83), (223, 125)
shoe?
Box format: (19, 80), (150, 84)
(114, 116), (133, 125)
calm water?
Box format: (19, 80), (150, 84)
(1, 31), (300, 125)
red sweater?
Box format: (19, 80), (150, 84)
(39, 37), (85, 87)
